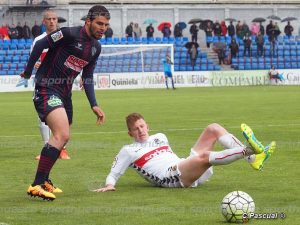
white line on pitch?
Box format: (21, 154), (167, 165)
(0, 123), (299, 138)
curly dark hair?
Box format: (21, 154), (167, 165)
(87, 5), (110, 21)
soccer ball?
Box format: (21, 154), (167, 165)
(221, 191), (255, 223)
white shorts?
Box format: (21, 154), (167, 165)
(161, 162), (213, 188)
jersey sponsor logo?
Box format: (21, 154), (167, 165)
(64, 55), (88, 72)
(51, 30), (63, 42)
(134, 146), (173, 167)
(47, 95), (63, 107)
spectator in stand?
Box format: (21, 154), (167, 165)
(125, 22), (134, 38)
(259, 22), (265, 36)
(274, 22), (281, 39)
(133, 23), (142, 38)
(213, 20), (222, 38)
(250, 22), (259, 36)
(229, 38), (239, 60)
(241, 21), (250, 39)
(256, 31), (264, 57)
(227, 21), (235, 38)
(26, 0), (33, 5)
(23, 22), (31, 39)
(161, 24), (171, 38)
(0, 23), (10, 40)
(146, 23), (155, 38)
(284, 22), (294, 38)
(268, 65), (284, 83)
(243, 33), (252, 57)
(266, 20), (274, 37)
(189, 22), (199, 43)
(269, 29), (277, 57)
(220, 21), (227, 36)
(8, 24), (19, 39)
(204, 21), (213, 48)
(217, 47), (226, 65)
(236, 21), (243, 40)
(174, 23), (183, 38)
(32, 21), (41, 38)
(16, 22), (23, 39)
(104, 25), (113, 40)
(188, 43), (198, 70)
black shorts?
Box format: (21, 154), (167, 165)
(33, 87), (73, 125)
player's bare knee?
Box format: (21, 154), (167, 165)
(197, 151), (210, 163)
(53, 132), (70, 145)
(206, 123), (225, 136)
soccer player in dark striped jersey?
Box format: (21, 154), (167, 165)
(21, 5), (110, 201)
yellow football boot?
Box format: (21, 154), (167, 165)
(241, 123), (265, 154)
(27, 185), (56, 201)
(251, 141), (276, 170)
(44, 179), (63, 193)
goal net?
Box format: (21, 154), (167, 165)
(96, 44), (174, 74)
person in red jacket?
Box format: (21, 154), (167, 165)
(221, 21), (228, 36)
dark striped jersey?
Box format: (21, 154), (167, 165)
(25, 26), (101, 107)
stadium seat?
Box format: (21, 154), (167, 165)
(134, 37), (141, 44)
(24, 43), (32, 49)
(106, 37), (113, 45)
(25, 39), (32, 43)
(100, 38), (106, 45)
(127, 37), (134, 44)
(141, 37), (148, 44)
(2, 64), (9, 70)
(148, 37), (154, 44)
(10, 44), (17, 50)
(7, 50), (15, 56)
(112, 37), (120, 44)
(155, 37), (162, 44)
(162, 37), (168, 44)
(12, 56), (20, 63)
(120, 37), (127, 44)
(168, 37), (175, 43)
(7, 70), (17, 75)
(4, 56), (11, 63)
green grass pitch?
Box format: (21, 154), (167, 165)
(0, 86), (299, 225)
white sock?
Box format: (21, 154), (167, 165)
(38, 118), (51, 144)
(218, 133), (244, 148)
(218, 133), (255, 163)
(209, 147), (250, 165)
(245, 155), (256, 163)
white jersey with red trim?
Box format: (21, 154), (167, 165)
(30, 32), (48, 61)
(106, 133), (181, 187)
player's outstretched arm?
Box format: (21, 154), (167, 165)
(92, 106), (106, 125)
(93, 184), (116, 192)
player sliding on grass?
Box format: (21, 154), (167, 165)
(94, 113), (275, 192)
(21, 5), (110, 201)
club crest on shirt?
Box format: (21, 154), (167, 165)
(51, 30), (63, 42)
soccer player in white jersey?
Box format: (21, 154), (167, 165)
(94, 113), (276, 192)
(31, 9), (70, 160)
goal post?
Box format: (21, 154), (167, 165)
(97, 44), (174, 74)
